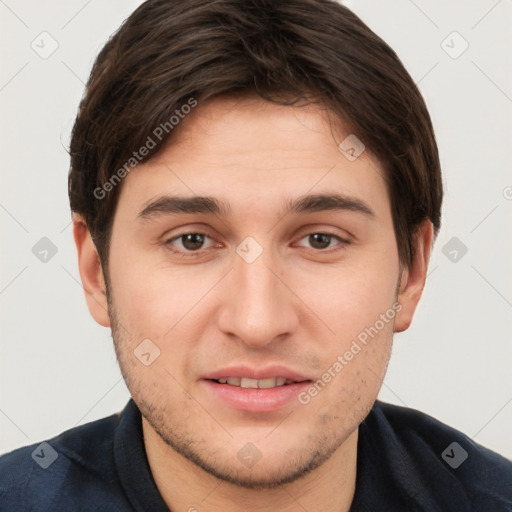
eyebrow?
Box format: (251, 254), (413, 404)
(286, 193), (375, 217)
(138, 195), (230, 219)
(137, 193), (375, 220)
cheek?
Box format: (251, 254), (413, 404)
(108, 249), (218, 342)
(290, 250), (399, 340)
(289, 246), (398, 408)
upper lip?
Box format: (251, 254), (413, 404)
(202, 365), (312, 382)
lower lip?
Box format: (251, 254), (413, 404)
(201, 379), (311, 413)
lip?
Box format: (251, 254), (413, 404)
(202, 364), (312, 382)
(200, 365), (313, 413)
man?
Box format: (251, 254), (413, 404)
(1, 0), (511, 510)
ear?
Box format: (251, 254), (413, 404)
(394, 219), (434, 333)
(72, 214), (111, 327)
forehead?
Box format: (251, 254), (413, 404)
(114, 95), (390, 222)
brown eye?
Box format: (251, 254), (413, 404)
(295, 232), (349, 253)
(180, 233), (206, 251)
(308, 233), (333, 249)
(166, 232), (214, 253)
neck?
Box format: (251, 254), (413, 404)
(143, 417), (358, 512)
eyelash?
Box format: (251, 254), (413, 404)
(164, 231), (349, 258)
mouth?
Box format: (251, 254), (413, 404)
(207, 377), (304, 389)
(201, 367), (313, 413)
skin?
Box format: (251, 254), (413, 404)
(73, 95), (433, 512)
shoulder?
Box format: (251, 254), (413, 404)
(0, 410), (127, 511)
(366, 401), (512, 509)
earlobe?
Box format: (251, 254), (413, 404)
(394, 220), (434, 333)
(72, 214), (111, 327)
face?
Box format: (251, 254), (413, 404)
(104, 96), (403, 487)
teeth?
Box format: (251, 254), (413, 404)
(216, 377), (293, 388)
(257, 377), (278, 389)
(241, 378), (259, 389)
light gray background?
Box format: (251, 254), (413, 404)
(1, 0), (511, 459)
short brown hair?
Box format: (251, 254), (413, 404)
(68, 0), (442, 272)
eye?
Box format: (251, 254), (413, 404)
(296, 232), (347, 251)
(166, 232), (215, 253)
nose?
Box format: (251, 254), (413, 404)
(217, 247), (299, 348)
